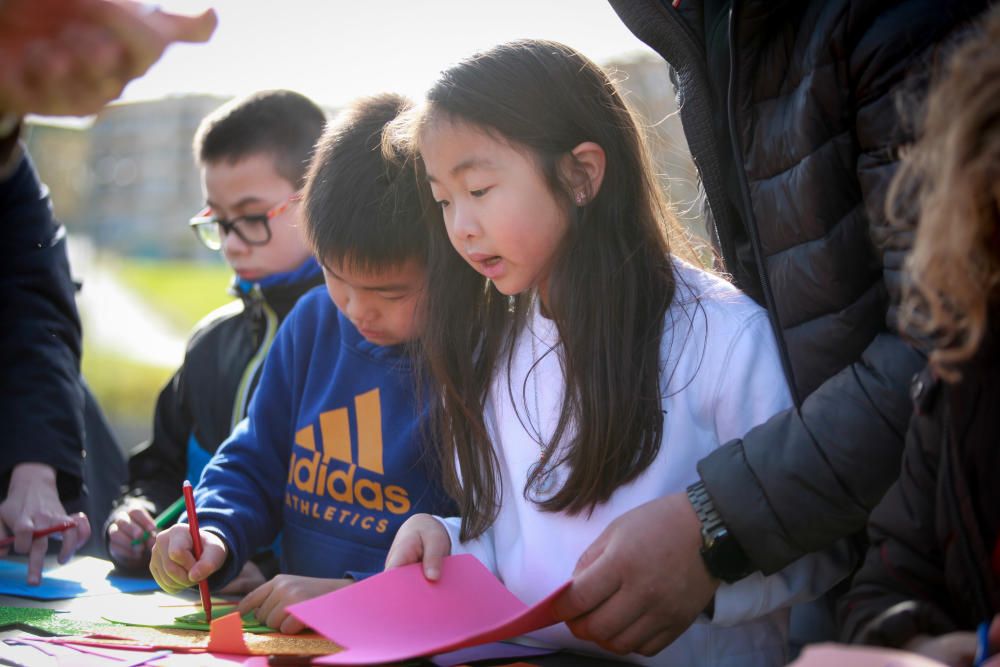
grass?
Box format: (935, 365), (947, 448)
(115, 257), (237, 333)
(83, 257), (239, 446)
(82, 341), (174, 424)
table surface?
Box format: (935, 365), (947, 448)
(0, 556), (630, 666)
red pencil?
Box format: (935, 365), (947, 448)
(182, 480), (212, 623)
(0, 520), (77, 548)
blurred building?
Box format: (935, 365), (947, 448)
(24, 120), (92, 230)
(83, 95), (230, 259)
(26, 54), (702, 259)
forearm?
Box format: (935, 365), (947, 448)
(698, 332), (924, 574)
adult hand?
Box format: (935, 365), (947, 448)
(238, 575), (351, 634)
(904, 632), (977, 666)
(148, 523), (226, 594)
(383, 513), (452, 581)
(0, 0), (217, 117)
(552, 492), (719, 657)
(219, 559), (267, 595)
(106, 501), (157, 569)
(0, 463), (90, 585)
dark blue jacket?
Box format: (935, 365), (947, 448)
(0, 146), (84, 501)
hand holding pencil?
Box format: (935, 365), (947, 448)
(149, 481), (226, 614)
(107, 495), (186, 570)
(0, 463), (91, 585)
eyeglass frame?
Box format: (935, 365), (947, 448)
(188, 192), (302, 251)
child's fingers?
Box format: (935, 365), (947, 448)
(279, 614), (306, 635)
(384, 533), (421, 571)
(149, 555), (187, 594)
(259, 592), (285, 630)
(111, 515), (144, 543)
(149, 526), (197, 592)
(237, 579), (272, 618)
(188, 533), (226, 582)
(419, 524), (450, 582)
(107, 524), (144, 564)
(127, 507), (157, 534)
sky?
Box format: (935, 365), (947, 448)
(118, 1), (659, 110)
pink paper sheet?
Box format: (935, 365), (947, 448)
(286, 553), (569, 665)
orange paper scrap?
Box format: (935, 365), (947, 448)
(207, 611), (251, 655)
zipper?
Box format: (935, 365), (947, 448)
(230, 284), (279, 431)
(725, 3), (801, 403)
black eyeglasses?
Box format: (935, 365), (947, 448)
(189, 193), (301, 251)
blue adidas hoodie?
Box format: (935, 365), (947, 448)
(193, 285), (453, 586)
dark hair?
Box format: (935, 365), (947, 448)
(304, 93), (426, 273)
(193, 89), (326, 189)
(398, 39), (679, 540)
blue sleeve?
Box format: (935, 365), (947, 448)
(193, 309), (300, 588)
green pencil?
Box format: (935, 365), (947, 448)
(130, 495), (187, 546)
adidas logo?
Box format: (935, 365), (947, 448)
(287, 388), (411, 515)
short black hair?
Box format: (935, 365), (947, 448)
(193, 89), (326, 189)
(303, 92), (426, 272)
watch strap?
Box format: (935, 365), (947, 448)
(687, 480), (754, 583)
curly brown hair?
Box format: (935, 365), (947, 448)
(889, 6), (1000, 382)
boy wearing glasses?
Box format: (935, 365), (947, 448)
(148, 93), (454, 634)
(105, 90), (326, 593)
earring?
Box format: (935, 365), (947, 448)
(575, 192), (586, 206)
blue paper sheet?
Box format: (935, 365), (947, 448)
(0, 556), (160, 600)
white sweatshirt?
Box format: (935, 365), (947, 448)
(438, 260), (851, 666)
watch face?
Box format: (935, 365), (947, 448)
(701, 528), (753, 583)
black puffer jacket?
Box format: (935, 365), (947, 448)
(608, 0), (987, 574)
(838, 316), (1000, 647)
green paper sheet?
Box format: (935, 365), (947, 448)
(0, 606), (111, 636)
(102, 604), (274, 633)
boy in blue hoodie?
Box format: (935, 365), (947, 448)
(106, 90), (326, 593)
(149, 93), (453, 634)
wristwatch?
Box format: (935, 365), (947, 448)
(686, 480), (754, 583)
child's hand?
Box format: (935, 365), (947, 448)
(384, 513), (451, 581)
(237, 575), (351, 634)
(148, 523), (227, 594)
(219, 559), (268, 595)
(106, 502), (157, 568)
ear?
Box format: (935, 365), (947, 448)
(564, 141), (606, 205)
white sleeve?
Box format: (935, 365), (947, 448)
(705, 308), (852, 625)
(434, 515), (498, 575)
